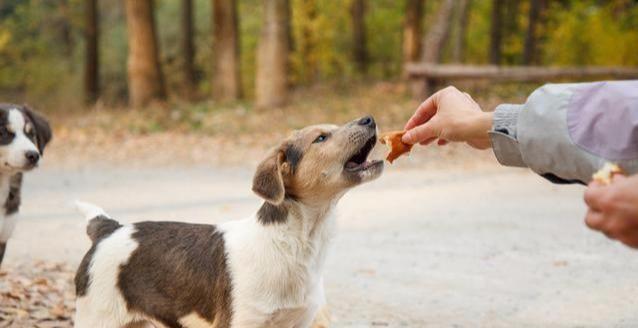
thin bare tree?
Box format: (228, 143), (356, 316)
(421, 0), (454, 63)
(212, 0), (242, 101)
(181, 0), (196, 97)
(452, 0), (471, 63)
(124, 0), (166, 107)
(255, 0), (290, 109)
(489, 0), (503, 65)
(523, 0), (543, 65)
(403, 0), (424, 65)
(85, 0), (99, 103)
(351, 0), (368, 73)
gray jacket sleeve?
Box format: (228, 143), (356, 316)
(489, 81), (638, 185)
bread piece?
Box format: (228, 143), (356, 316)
(592, 162), (625, 185)
(379, 131), (413, 164)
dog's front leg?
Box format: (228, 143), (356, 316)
(296, 282), (329, 328)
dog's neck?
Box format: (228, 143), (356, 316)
(257, 190), (345, 234)
(255, 195), (342, 266)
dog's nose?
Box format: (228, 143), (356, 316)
(25, 151), (39, 165)
(358, 115), (376, 128)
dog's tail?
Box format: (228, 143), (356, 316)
(74, 201), (121, 243)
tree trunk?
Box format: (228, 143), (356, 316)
(421, 0), (454, 63)
(181, 0), (196, 97)
(403, 0), (424, 64)
(489, 0), (503, 65)
(255, 0), (290, 109)
(212, 0), (241, 101)
(523, 0), (542, 65)
(84, 0), (99, 104)
(351, 0), (368, 74)
(452, 0), (470, 63)
(124, 0), (166, 107)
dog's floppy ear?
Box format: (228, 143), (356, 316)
(252, 147), (288, 205)
(22, 105), (52, 154)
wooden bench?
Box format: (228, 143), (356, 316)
(406, 64), (638, 99)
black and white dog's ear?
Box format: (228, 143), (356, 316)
(252, 148), (287, 205)
(22, 106), (52, 154)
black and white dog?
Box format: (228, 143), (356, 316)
(0, 104), (51, 267)
(73, 116), (383, 328)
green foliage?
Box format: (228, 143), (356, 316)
(0, 0), (83, 108)
(543, 0), (638, 66)
(99, 1), (128, 103)
(0, 0), (637, 111)
(464, 0), (491, 64)
(290, 0), (351, 84)
(366, 0), (403, 78)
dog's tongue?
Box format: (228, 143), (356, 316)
(346, 161), (360, 169)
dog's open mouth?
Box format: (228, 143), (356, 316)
(345, 135), (381, 172)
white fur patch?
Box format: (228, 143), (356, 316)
(2, 109), (39, 170)
(7, 109), (25, 133)
(0, 215), (17, 243)
(74, 201), (109, 220)
(178, 312), (213, 328)
(74, 225), (141, 328)
(221, 209), (334, 327)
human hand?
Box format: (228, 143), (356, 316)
(584, 174), (638, 248)
(402, 86), (493, 149)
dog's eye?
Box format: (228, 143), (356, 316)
(313, 134), (328, 143)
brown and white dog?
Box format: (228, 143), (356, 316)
(0, 104), (51, 267)
(73, 116), (383, 328)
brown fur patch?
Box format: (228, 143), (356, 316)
(20, 105), (52, 154)
(252, 150), (286, 205)
(257, 201), (289, 225)
(118, 221), (232, 328)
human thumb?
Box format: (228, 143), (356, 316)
(402, 121), (440, 145)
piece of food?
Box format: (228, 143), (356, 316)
(379, 130), (413, 164)
(592, 162), (625, 185)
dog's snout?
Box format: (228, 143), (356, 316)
(357, 115), (375, 129)
(25, 151), (39, 165)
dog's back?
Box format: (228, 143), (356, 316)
(73, 201), (233, 328)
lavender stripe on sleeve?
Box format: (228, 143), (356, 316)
(567, 80), (638, 161)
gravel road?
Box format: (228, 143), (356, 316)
(4, 165), (638, 327)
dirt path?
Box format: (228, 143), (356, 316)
(4, 164), (638, 327)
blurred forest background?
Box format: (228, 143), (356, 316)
(0, 0), (636, 135)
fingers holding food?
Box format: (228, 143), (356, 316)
(380, 130), (413, 164)
(592, 162), (625, 185)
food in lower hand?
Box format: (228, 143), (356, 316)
(592, 162), (625, 185)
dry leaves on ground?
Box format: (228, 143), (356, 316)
(0, 262), (74, 328)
